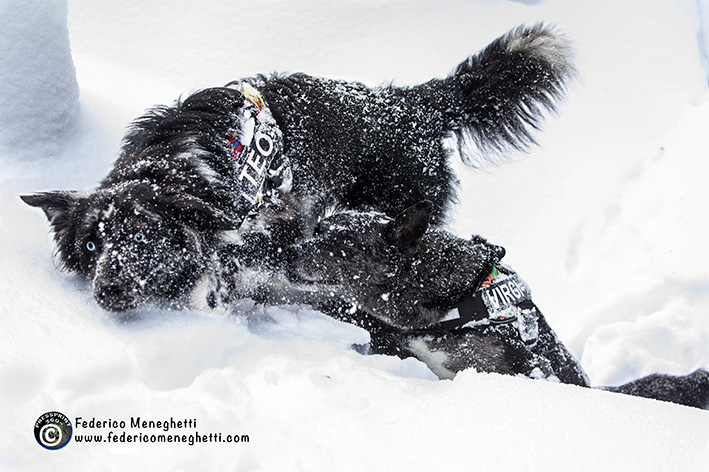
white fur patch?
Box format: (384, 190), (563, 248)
(407, 337), (455, 380)
(504, 24), (573, 70)
(190, 271), (228, 315)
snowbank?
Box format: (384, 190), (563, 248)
(0, 0), (79, 156)
(1, 0), (708, 470)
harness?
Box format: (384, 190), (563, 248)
(225, 82), (292, 214)
(432, 265), (540, 345)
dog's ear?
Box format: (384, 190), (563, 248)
(21, 191), (85, 271)
(385, 200), (433, 255)
(157, 193), (240, 231)
(21, 191), (81, 226)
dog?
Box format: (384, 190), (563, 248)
(288, 202), (709, 409)
(22, 23), (575, 312)
(600, 369), (709, 409)
(289, 200), (590, 384)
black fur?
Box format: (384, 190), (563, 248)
(601, 369), (709, 409)
(289, 201), (588, 384)
(292, 201), (504, 329)
(22, 23), (574, 311)
(253, 23), (575, 224)
(20, 184), (226, 311)
(288, 203), (709, 408)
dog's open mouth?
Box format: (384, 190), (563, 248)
(285, 265), (331, 289)
(287, 268), (319, 285)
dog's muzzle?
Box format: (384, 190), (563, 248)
(93, 277), (140, 312)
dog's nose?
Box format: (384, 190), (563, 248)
(494, 245), (506, 260)
(94, 278), (138, 312)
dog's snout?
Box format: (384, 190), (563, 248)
(95, 279), (123, 299)
(94, 278), (138, 312)
(494, 245), (506, 260)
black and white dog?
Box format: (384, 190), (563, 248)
(22, 23), (574, 312)
(288, 201), (709, 409)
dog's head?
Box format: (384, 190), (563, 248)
(290, 200), (506, 327)
(290, 200), (434, 291)
(21, 182), (235, 311)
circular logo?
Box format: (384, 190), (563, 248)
(34, 411), (72, 450)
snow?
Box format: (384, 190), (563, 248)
(0, 0), (79, 156)
(1, 0), (708, 470)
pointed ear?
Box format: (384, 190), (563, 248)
(21, 191), (85, 271)
(21, 191), (80, 225)
(158, 193), (240, 231)
(385, 200), (433, 255)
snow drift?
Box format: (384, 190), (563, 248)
(0, 0), (79, 155)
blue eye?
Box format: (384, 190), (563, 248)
(86, 241), (96, 252)
(133, 232), (146, 243)
(343, 239), (355, 247)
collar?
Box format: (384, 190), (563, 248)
(241, 82), (265, 112)
(225, 82), (292, 211)
(432, 266), (532, 331)
(434, 291), (493, 331)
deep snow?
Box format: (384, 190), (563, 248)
(1, 0), (708, 470)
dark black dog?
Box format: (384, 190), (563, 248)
(288, 202), (709, 409)
(22, 23), (575, 312)
(289, 200), (589, 384)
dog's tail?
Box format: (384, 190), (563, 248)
(426, 23), (576, 164)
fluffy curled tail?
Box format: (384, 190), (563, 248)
(436, 23), (576, 163)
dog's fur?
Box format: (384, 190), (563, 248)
(288, 202), (709, 409)
(601, 369), (709, 409)
(289, 200), (589, 384)
(292, 201), (503, 329)
(22, 23), (574, 312)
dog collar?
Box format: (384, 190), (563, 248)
(435, 265), (532, 330)
(225, 82), (292, 212)
(241, 82), (265, 112)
